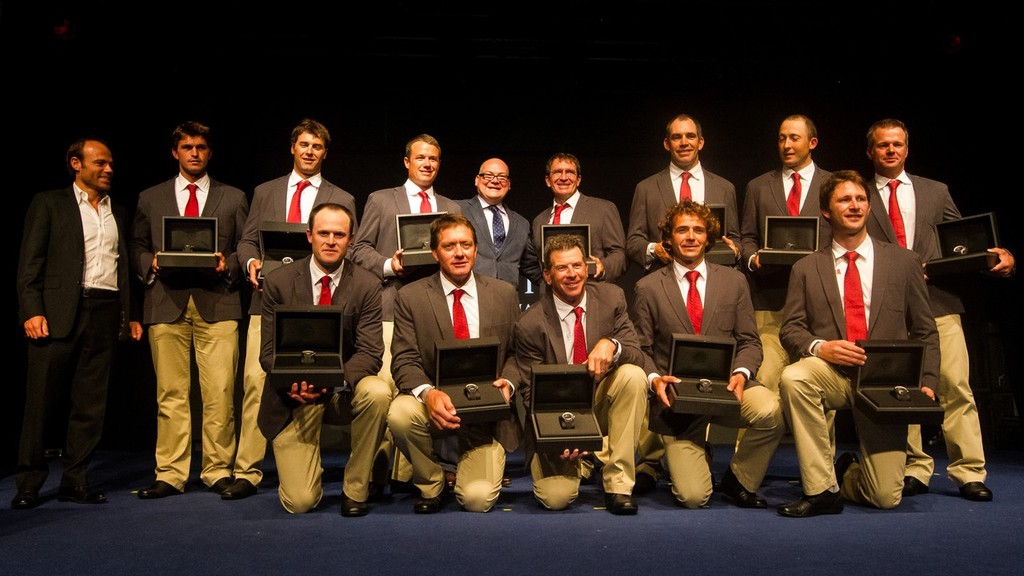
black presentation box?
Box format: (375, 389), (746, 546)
(159, 216), (219, 268)
(397, 212), (446, 267)
(854, 340), (943, 425)
(530, 364), (602, 453)
(759, 216), (819, 266)
(268, 305), (344, 392)
(926, 213), (1000, 277)
(258, 221), (309, 285)
(540, 223), (597, 277)
(705, 203), (736, 266)
(435, 337), (510, 424)
(667, 334), (739, 417)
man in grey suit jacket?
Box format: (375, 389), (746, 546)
(532, 153), (628, 283)
(777, 170), (939, 517)
(129, 121), (250, 500)
(513, 234), (648, 515)
(627, 114), (742, 492)
(461, 157), (542, 290)
(626, 114), (740, 274)
(257, 203), (392, 517)
(740, 115), (832, 396)
(634, 201), (784, 509)
(12, 138), (142, 510)
(230, 118), (359, 500)
(865, 118), (1015, 503)
(387, 214), (521, 514)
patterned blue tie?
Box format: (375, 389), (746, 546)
(489, 205), (505, 252)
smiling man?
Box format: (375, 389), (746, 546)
(386, 213), (521, 514)
(776, 170), (939, 518)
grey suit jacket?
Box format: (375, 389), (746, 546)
(633, 261), (762, 434)
(460, 196), (542, 287)
(17, 187), (132, 339)
(532, 193), (628, 283)
(349, 186), (462, 321)
(390, 272), (522, 450)
(512, 282), (646, 461)
(236, 174), (358, 315)
(257, 256), (384, 440)
(130, 177), (249, 325)
(740, 166), (833, 311)
(626, 168), (740, 272)
(865, 173), (964, 317)
(779, 238), (939, 390)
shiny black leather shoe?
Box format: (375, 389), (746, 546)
(777, 490), (843, 518)
(604, 493), (638, 515)
(138, 480), (183, 499)
(58, 485), (107, 504)
(341, 493), (369, 517)
(959, 481), (993, 502)
(209, 477), (234, 495)
(221, 478), (257, 500)
(414, 495), (442, 514)
(718, 467), (767, 509)
(902, 476), (930, 497)
(11, 490), (41, 510)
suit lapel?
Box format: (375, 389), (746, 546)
(701, 265), (720, 333)
(659, 267), (691, 332)
(659, 170), (677, 207)
(467, 201), (497, 257)
(203, 180), (224, 216)
(815, 251), (847, 337)
(427, 274), (456, 340)
(541, 296), (569, 364)
(867, 240), (888, 337)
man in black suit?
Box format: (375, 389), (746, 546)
(231, 118), (359, 500)
(777, 170), (939, 517)
(13, 138), (142, 509)
(130, 121), (250, 500)
(864, 118), (1015, 502)
(258, 203), (392, 516)
(460, 157), (542, 290)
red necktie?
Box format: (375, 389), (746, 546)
(571, 306), (587, 364)
(679, 172), (692, 202)
(686, 270), (703, 335)
(318, 275), (332, 306)
(844, 251), (867, 342)
(184, 183), (199, 217)
(887, 180), (907, 248)
(552, 203), (570, 224)
(289, 180), (311, 223)
(787, 173), (802, 216)
(418, 190), (432, 214)
(452, 289), (469, 339)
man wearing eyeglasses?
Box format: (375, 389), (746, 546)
(532, 153), (628, 284)
(460, 158), (542, 290)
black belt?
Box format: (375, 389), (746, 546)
(82, 287), (120, 299)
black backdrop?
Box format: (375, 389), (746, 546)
(5, 2), (1020, 475)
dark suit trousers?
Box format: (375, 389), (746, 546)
(17, 296), (120, 492)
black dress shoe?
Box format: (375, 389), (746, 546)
(209, 477), (234, 495)
(631, 472), (658, 496)
(835, 451), (859, 488)
(138, 480), (184, 499)
(902, 476), (930, 497)
(11, 490), (40, 510)
(221, 478), (257, 500)
(959, 481), (993, 502)
(340, 493), (369, 517)
(604, 493), (639, 515)
(414, 495), (443, 514)
(718, 467), (767, 509)
(777, 490), (844, 518)
(58, 485), (107, 504)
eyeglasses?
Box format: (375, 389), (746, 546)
(478, 172), (509, 183)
